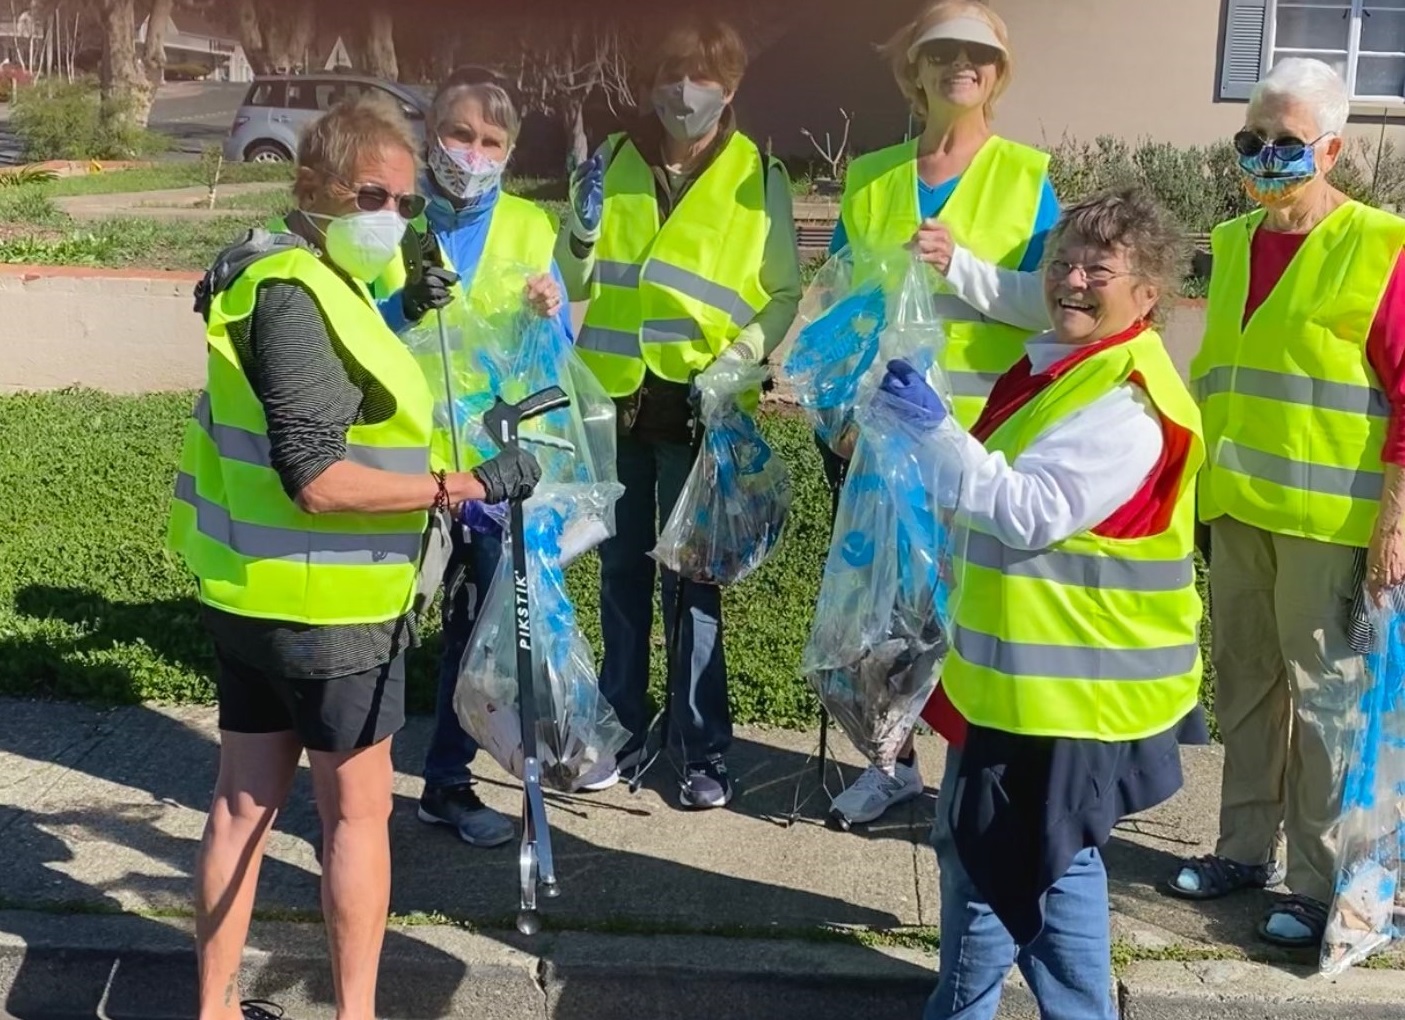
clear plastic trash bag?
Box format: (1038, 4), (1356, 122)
(782, 247), (951, 454)
(400, 299), (505, 470)
(455, 483), (631, 792)
(802, 388), (966, 770)
(651, 361), (793, 586)
(1321, 586), (1405, 975)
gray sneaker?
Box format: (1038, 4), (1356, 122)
(417, 782), (514, 847)
(678, 755), (733, 810)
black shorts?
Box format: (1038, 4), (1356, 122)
(213, 644), (407, 753)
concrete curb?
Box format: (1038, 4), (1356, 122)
(0, 910), (1396, 1020)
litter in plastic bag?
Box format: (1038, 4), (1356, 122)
(1321, 586), (1405, 975)
(456, 484), (631, 792)
(782, 248), (951, 454)
(802, 389), (966, 770)
(651, 361), (792, 586)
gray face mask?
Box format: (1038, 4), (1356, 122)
(652, 78), (728, 142)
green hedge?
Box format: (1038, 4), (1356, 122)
(0, 389), (1215, 731)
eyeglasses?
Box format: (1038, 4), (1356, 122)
(331, 174), (425, 220)
(918, 40), (1004, 68)
(1233, 129), (1330, 162)
(1047, 259), (1133, 285)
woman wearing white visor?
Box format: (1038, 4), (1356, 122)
(826, 0), (1059, 828)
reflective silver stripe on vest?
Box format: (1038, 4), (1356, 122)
(947, 370), (1004, 399)
(642, 260), (760, 330)
(593, 259), (642, 288)
(174, 472), (423, 566)
(577, 324), (641, 358)
(962, 529), (1193, 593)
(1195, 365), (1389, 418)
(641, 317), (704, 344)
(1216, 439), (1385, 501)
(954, 625), (1199, 681)
(930, 293), (992, 324)
(193, 395), (428, 473)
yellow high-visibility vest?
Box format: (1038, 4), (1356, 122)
(1192, 201), (1405, 547)
(840, 136), (1049, 428)
(576, 131), (774, 400)
(168, 243), (433, 626)
(371, 194), (559, 471)
(942, 328), (1205, 740)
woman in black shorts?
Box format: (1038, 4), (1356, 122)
(167, 94), (539, 1020)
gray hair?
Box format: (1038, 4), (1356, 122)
(429, 82), (521, 146)
(1251, 57), (1350, 136)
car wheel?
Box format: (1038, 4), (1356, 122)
(245, 142), (291, 164)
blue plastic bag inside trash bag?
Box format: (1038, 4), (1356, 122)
(803, 387), (965, 769)
(455, 483), (629, 793)
(1321, 586), (1405, 974)
(651, 361), (793, 586)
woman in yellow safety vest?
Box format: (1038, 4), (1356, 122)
(880, 187), (1203, 1020)
(371, 67), (570, 854)
(556, 17), (803, 808)
(167, 94), (539, 1020)
(827, 0), (1059, 828)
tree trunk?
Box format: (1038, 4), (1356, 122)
(363, 6), (397, 81)
(99, 0), (156, 132)
(561, 94), (588, 167)
(233, 0), (272, 75)
(141, 0), (173, 99)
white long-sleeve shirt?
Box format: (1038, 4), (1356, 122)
(942, 243), (1052, 333)
(942, 333), (1165, 551)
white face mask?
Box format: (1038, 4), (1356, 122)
(311, 209), (407, 282)
(429, 139), (508, 202)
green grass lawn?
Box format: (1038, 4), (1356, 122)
(37, 163), (294, 197)
(0, 388), (1217, 731)
(0, 216), (254, 270)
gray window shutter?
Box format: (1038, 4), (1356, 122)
(1220, 0), (1269, 100)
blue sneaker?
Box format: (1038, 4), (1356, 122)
(417, 781), (515, 847)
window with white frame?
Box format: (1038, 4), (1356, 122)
(1221, 0), (1405, 102)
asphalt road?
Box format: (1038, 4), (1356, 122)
(0, 81), (247, 166)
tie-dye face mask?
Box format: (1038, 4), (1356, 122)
(1234, 128), (1326, 207)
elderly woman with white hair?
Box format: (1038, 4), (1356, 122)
(1167, 57), (1405, 950)
(372, 67), (572, 852)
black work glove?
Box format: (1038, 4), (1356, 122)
(470, 445), (543, 504)
(402, 266), (459, 323)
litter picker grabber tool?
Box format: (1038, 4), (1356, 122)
(625, 388), (708, 797)
(483, 384), (572, 936)
(403, 228), (462, 470)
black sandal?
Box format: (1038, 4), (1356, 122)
(1258, 894), (1329, 949)
(1162, 854), (1283, 901)
(242, 1001), (287, 1020)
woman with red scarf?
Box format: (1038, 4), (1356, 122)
(880, 187), (1207, 1020)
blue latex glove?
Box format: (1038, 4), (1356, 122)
(460, 499), (506, 538)
(568, 151), (604, 241)
(879, 359), (947, 429)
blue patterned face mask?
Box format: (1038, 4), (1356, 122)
(1234, 128), (1327, 206)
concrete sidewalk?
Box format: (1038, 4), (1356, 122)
(0, 698), (1399, 1018)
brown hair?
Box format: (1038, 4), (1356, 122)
(649, 18), (749, 94)
(1050, 187), (1188, 326)
(294, 92), (418, 202)
(879, 0), (1012, 122)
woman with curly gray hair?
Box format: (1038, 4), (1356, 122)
(879, 187), (1207, 1019)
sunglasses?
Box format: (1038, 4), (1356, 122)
(919, 40), (1004, 67)
(331, 175), (426, 219)
(1233, 129), (1330, 162)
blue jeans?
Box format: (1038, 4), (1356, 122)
(421, 523), (502, 790)
(598, 433), (731, 761)
(925, 747), (1116, 1020)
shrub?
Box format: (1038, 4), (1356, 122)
(0, 163), (59, 189)
(10, 80), (167, 162)
(0, 64), (34, 102)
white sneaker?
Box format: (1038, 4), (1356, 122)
(577, 756), (620, 792)
(830, 760), (924, 825)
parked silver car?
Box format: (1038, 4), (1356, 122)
(223, 73), (431, 163)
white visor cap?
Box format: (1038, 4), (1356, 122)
(907, 16), (1007, 62)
